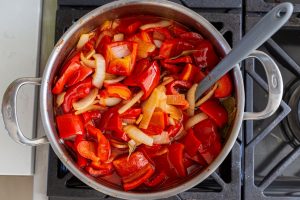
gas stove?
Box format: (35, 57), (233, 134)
(46, 1), (300, 199)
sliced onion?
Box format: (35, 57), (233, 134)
(187, 83), (198, 116)
(195, 84), (218, 107)
(105, 73), (117, 80)
(113, 33), (124, 41)
(136, 114), (143, 125)
(100, 20), (112, 31)
(80, 52), (96, 68)
(104, 76), (125, 84)
(153, 40), (162, 48)
(110, 139), (128, 149)
(85, 49), (95, 59)
(165, 105), (182, 120)
(75, 104), (105, 115)
(152, 131), (170, 144)
(128, 139), (137, 158)
(173, 126), (186, 141)
(73, 88), (98, 110)
(112, 19), (120, 29)
(160, 76), (174, 86)
(56, 92), (66, 107)
(168, 117), (175, 126)
(139, 88), (161, 129)
(124, 125), (153, 146)
(123, 118), (136, 125)
(111, 44), (130, 58)
(98, 97), (122, 106)
(185, 112), (208, 130)
(140, 20), (172, 30)
(92, 54), (106, 88)
(118, 91), (144, 114)
(77, 32), (94, 49)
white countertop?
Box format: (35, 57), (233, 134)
(0, 0), (42, 175)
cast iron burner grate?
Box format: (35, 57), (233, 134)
(47, 1), (243, 200)
(244, 12), (300, 200)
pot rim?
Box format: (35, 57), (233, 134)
(40, 0), (244, 199)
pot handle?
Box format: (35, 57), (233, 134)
(243, 50), (283, 120)
(2, 77), (49, 146)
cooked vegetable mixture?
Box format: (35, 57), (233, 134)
(52, 16), (235, 191)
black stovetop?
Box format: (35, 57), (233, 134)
(47, 1), (300, 199)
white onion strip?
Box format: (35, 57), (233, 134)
(98, 97), (122, 107)
(195, 84), (218, 107)
(187, 83), (198, 116)
(80, 52), (96, 68)
(76, 32), (95, 49)
(185, 112), (208, 130)
(73, 88), (98, 110)
(75, 105), (105, 115)
(56, 92), (66, 107)
(140, 20), (171, 30)
(153, 40), (162, 48)
(104, 76), (125, 84)
(152, 131), (170, 144)
(92, 54), (106, 88)
(118, 91), (144, 114)
(124, 125), (153, 146)
(113, 33), (124, 41)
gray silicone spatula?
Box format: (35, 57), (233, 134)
(195, 2), (293, 100)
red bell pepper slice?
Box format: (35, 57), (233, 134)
(167, 122), (182, 138)
(90, 161), (113, 171)
(96, 34), (112, 54)
(164, 56), (193, 64)
(98, 107), (128, 141)
(62, 77), (92, 113)
(193, 40), (219, 70)
(149, 110), (167, 130)
(199, 99), (228, 127)
(166, 80), (191, 95)
(168, 142), (187, 177)
(77, 140), (100, 162)
(85, 165), (113, 177)
(117, 18), (142, 35)
(141, 124), (164, 136)
(193, 118), (222, 164)
(105, 83), (132, 100)
(120, 108), (142, 119)
(139, 144), (168, 158)
(82, 110), (101, 124)
(170, 24), (189, 36)
(113, 151), (152, 177)
(144, 171), (167, 187)
(74, 134), (88, 168)
(178, 63), (206, 84)
(56, 113), (85, 139)
(159, 39), (194, 59)
(66, 65), (93, 87)
(59, 52), (81, 76)
(86, 125), (111, 162)
(214, 73), (233, 98)
(182, 129), (202, 157)
(123, 164), (155, 191)
(106, 41), (138, 76)
(179, 32), (204, 43)
(52, 61), (82, 94)
(160, 61), (180, 73)
(124, 60), (160, 99)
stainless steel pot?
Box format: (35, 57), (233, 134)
(2, 0), (283, 199)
